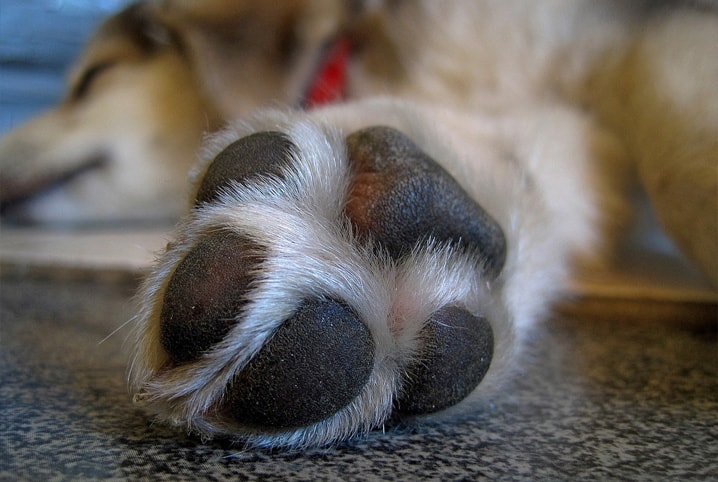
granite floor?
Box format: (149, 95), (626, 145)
(1, 273), (716, 481)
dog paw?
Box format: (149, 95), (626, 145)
(130, 114), (508, 449)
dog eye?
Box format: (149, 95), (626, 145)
(72, 62), (113, 100)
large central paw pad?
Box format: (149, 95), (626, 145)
(131, 119), (506, 449)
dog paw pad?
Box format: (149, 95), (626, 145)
(195, 131), (296, 204)
(226, 298), (375, 430)
(395, 306), (493, 415)
(345, 126), (506, 277)
(159, 232), (263, 363)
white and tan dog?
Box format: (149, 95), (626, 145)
(1, 1), (716, 449)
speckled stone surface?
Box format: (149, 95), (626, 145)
(1, 275), (716, 481)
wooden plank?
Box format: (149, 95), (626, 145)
(0, 227), (165, 284)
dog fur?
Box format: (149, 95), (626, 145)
(1, 0), (716, 449)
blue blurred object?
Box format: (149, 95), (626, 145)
(0, 0), (131, 135)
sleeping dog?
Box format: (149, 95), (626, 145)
(2, 0), (716, 449)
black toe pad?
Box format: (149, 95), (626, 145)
(395, 306), (493, 415)
(346, 126), (506, 278)
(159, 233), (263, 364)
(227, 298), (375, 430)
(195, 131), (296, 205)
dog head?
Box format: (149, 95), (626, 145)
(0, 1), (383, 225)
(0, 4), (216, 224)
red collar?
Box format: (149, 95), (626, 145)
(301, 36), (352, 109)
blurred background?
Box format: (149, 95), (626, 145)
(0, 0), (131, 135)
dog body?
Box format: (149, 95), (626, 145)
(2, 0), (716, 449)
